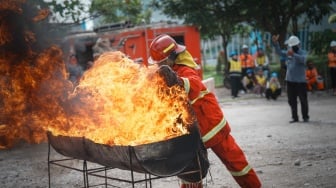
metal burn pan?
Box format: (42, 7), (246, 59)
(47, 122), (209, 181)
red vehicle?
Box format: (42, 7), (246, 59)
(61, 22), (203, 77)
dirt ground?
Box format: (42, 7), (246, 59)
(1, 88), (336, 188)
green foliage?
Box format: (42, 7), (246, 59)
(243, 0), (336, 46)
(152, 0), (336, 85)
(306, 55), (330, 88)
(151, 0), (253, 86)
(307, 55), (329, 76)
(90, 0), (151, 25)
(309, 29), (335, 55)
(153, 0), (335, 46)
(44, 0), (87, 23)
(151, 0), (248, 39)
(269, 62), (281, 75)
(203, 65), (224, 87)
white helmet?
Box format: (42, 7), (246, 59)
(330, 41), (336, 47)
(285, 35), (300, 47)
(242, 44), (248, 49)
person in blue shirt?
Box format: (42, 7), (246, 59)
(272, 35), (309, 123)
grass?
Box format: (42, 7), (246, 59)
(202, 65), (225, 88)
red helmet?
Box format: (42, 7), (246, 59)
(148, 34), (185, 64)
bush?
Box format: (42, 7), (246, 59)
(307, 55), (330, 88)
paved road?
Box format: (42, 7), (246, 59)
(0, 88), (335, 188)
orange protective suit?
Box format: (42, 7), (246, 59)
(173, 51), (261, 188)
(306, 68), (318, 91)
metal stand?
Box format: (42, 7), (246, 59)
(47, 141), (205, 188)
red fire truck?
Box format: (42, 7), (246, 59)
(61, 22), (203, 77)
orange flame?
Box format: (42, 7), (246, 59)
(0, 45), (72, 148)
(0, 1), (193, 149)
(49, 51), (192, 146)
(0, 49), (192, 148)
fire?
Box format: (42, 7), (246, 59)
(49, 51), (193, 146)
(0, 1), (193, 149)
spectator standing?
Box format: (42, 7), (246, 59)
(272, 35), (309, 123)
(265, 72), (282, 100)
(148, 34), (261, 188)
(327, 40), (336, 95)
(239, 44), (255, 77)
(305, 60), (318, 92)
(254, 47), (270, 79)
(228, 52), (242, 98)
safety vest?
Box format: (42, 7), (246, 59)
(229, 59), (242, 75)
(255, 75), (266, 85)
(255, 56), (266, 66)
(328, 52), (336, 68)
(239, 54), (254, 68)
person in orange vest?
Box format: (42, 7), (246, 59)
(328, 40), (336, 95)
(148, 34), (261, 188)
(240, 44), (255, 77)
(305, 60), (318, 92)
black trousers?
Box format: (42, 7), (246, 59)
(230, 75), (241, 97)
(265, 88), (281, 100)
(330, 67), (336, 89)
(286, 81), (309, 120)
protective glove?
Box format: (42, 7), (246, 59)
(157, 65), (183, 87)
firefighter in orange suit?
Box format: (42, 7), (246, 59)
(148, 34), (261, 188)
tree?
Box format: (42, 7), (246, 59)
(151, 0), (251, 87)
(43, 0), (88, 23)
(309, 29), (335, 55)
(90, 0), (152, 26)
(244, 0), (336, 47)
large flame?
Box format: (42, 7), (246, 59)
(49, 51), (193, 146)
(0, 0), (193, 149)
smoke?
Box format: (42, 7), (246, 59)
(0, 0), (73, 148)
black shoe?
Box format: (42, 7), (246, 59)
(303, 118), (309, 122)
(289, 119), (299, 123)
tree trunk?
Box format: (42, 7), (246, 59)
(292, 16), (298, 36)
(277, 21), (290, 49)
(221, 33), (231, 89)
